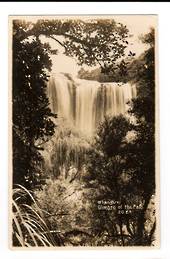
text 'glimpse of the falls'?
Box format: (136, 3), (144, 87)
(48, 73), (136, 136)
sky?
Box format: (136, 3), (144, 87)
(25, 15), (157, 76)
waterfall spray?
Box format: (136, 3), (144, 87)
(48, 73), (136, 137)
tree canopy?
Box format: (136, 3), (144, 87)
(14, 19), (129, 72)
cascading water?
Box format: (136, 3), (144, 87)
(48, 73), (136, 137)
(45, 72), (137, 177)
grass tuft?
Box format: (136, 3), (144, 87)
(12, 184), (63, 247)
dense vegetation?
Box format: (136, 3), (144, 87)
(77, 58), (133, 83)
(13, 22), (57, 189)
(12, 19), (156, 247)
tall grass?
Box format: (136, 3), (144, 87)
(12, 185), (63, 247)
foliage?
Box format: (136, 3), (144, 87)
(77, 58), (133, 83)
(87, 116), (135, 245)
(77, 66), (121, 83)
(77, 51), (154, 85)
(126, 28), (156, 244)
(128, 28), (155, 198)
(87, 115), (155, 245)
(77, 28), (155, 85)
(13, 21), (57, 189)
(14, 18), (130, 73)
(35, 177), (97, 246)
(86, 28), (156, 246)
(12, 185), (63, 247)
(50, 120), (91, 176)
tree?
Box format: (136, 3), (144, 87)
(86, 116), (134, 246)
(86, 29), (156, 246)
(13, 21), (57, 189)
(14, 18), (129, 73)
(127, 28), (156, 245)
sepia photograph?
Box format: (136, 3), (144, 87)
(9, 15), (158, 248)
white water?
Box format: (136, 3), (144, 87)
(48, 73), (136, 136)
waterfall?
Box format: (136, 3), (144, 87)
(48, 73), (136, 137)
